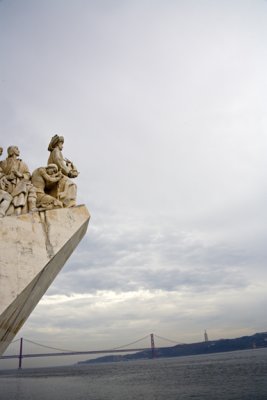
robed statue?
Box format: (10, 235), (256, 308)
(47, 135), (78, 207)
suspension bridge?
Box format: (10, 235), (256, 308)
(0, 334), (184, 369)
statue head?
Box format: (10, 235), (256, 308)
(7, 146), (20, 157)
(48, 135), (64, 151)
(0, 147), (3, 156)
(46, 164), (58, 175)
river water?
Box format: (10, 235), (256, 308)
(0, 348), (267, 400)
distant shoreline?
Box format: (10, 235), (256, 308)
(78, 331), (267, 364)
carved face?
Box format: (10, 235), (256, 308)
(14, 146), (20, 156)
(7, 146), (20, 157)
(58, 141), (64, 150)
(46, 167), (57, 175)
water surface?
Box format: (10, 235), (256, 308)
(0, 348), (267, 400)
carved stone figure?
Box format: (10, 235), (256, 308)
(0, 135), (80, 217)
(31, 164), (63, 210)
(0, 146), (37, 215)
(47, 135), (78, 207)
(0, 147), (12, 217)
(0, 172), (13, 218)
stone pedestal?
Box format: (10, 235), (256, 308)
(0, 205), (90, 356)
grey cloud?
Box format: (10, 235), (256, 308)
(49, 265), (248, 296)
(47, 217), (252, 296)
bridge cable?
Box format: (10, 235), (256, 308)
(111, 334), (151, 350)
(10, 339), (21, 344)
(22, 335), (151, 354)
(23, 338), (78, 353)
(154, 334), (184, 345)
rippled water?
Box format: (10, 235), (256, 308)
(1, 348), (267, 400)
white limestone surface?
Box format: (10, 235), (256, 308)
(0, 205), (90, 356)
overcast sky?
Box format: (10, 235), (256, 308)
(1, 0), (267, 368)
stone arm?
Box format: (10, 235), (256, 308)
(0, 167), (11, 191)
(40, 168), (62, 184)
(3, 160), (31, 181)
(0, 175), (9, 191)
(19, 161), (31, 181)
(65, 159), (79, 178)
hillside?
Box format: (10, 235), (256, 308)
(78, 332), (267, 364)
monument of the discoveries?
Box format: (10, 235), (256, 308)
(0, 135), (90, 356)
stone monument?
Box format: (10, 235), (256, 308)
(0, 136), (90, 356)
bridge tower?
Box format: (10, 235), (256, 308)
(18, 337), (23, 369)
(150, 333), (156, 358)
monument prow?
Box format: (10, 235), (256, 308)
(0, 205), (90, 356)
